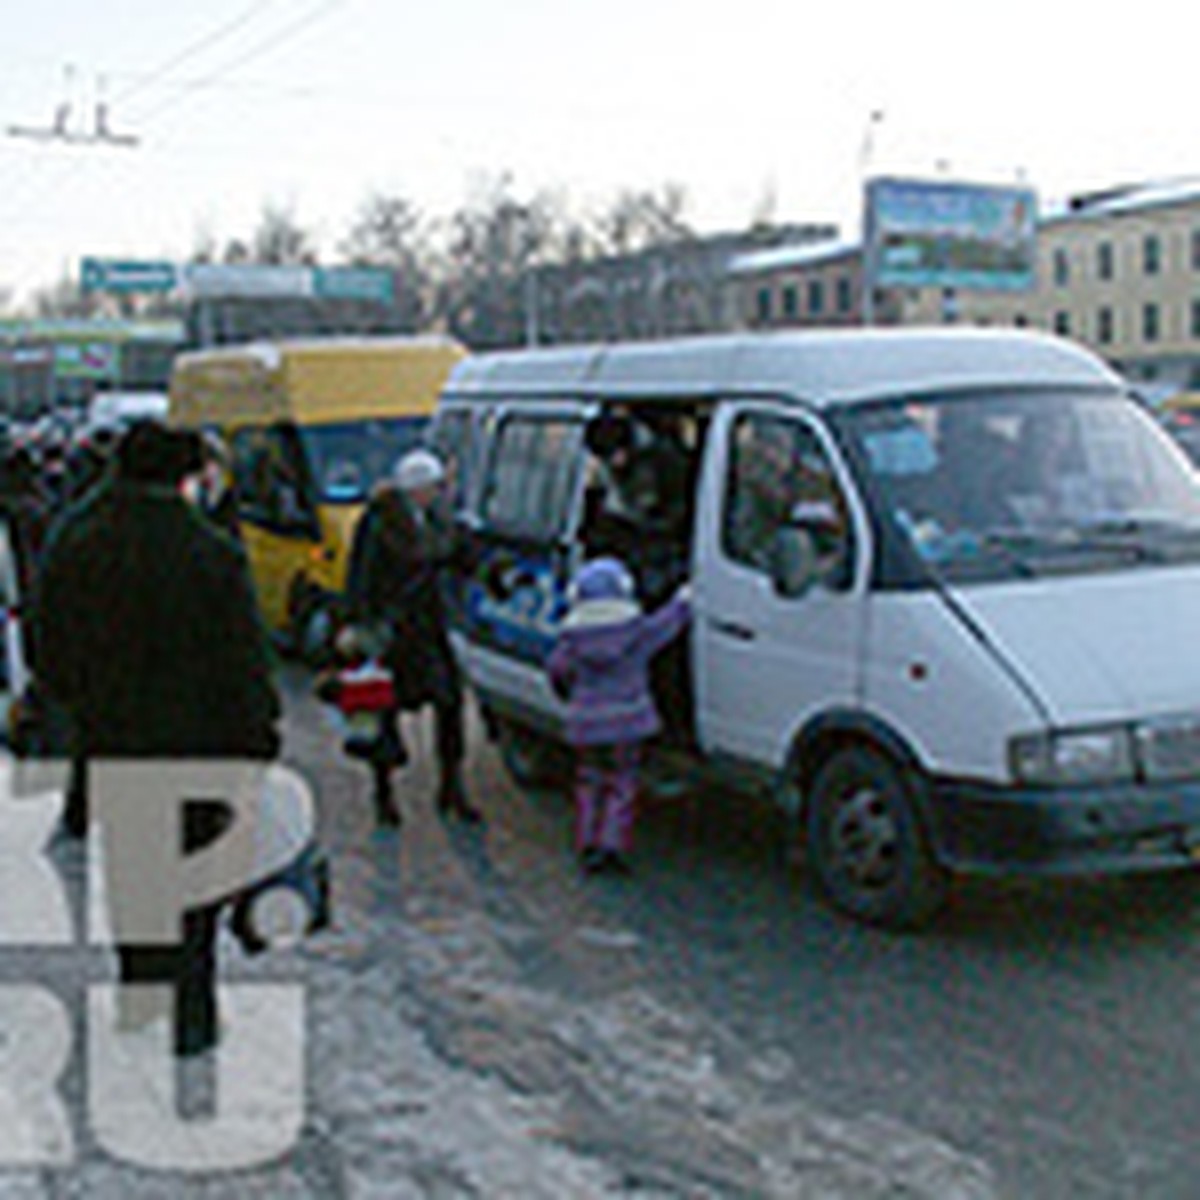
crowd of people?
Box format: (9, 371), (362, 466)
(2, 404), (695, 1057)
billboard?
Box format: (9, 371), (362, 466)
(865, 178), (1037, 292)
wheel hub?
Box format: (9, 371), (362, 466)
(831, 784), (898, 888)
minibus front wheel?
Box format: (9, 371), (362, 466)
(806, 745), (948, 930)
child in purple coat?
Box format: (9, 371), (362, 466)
(547, 557), (690, 875)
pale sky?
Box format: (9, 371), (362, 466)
(1, 0), (1195, 306)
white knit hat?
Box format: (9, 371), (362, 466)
(393, 448), (445, 491)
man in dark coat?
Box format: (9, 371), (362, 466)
(28, 420), (281, 1057)
(346, 448), (480, 827)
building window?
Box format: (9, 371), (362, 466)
(781, 284), (799, 320)
(1097, 306), (1114, 345)
(1053, 248), (1070, 286)
(807, 279), (825, 316)
(1191, 298), (1200, 340)
(755, 287), (772, 324)
(1143, 302), (1160, 343)
(836, 276), (852, 315)
(1053, 310), (1071, 336)
(1097, 241), (1114, 281)
(1144, 235), (1162, 276)
(1192, 230), (1200, 271)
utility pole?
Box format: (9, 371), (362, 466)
(859, 110), (885, 327)
(7, 70), (139, 148)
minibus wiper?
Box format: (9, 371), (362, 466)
(976, 527), (1134, 576)
(1068, 516), (1200, 564)
(954, 530), (1040, 578)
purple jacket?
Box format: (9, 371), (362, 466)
(546, 590), (690, 747)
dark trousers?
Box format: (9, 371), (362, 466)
(388, 648), (465, 782)
(433, 671), (465, 778)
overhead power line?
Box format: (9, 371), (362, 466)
(1, 0), (347, 302)
(125, 0), (345, 130)
(109, 0), (275, 106)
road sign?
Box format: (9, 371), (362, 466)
(313, 266), (394, 304)
(81, 257), (179, 294)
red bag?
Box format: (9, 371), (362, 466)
(332, 662), (396, 715)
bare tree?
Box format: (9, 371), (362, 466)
(595, 182), (693, 256)
(32, 273), (96, 319)
(341, 191), (431, 330)
(435, 176), (562, 349)
(251, 200), (317, 265)
(190, 223), (219, 265)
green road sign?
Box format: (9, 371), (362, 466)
(81, 257), (179, 294)
(313, 266), (394, 303)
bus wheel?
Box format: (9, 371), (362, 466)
(805, 745), (947, 930)
(493, 717), (567, 789)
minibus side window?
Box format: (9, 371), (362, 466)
(428, 408), (475, 513)
(722, 412), (851, 587)
(482, 414), (582, 542)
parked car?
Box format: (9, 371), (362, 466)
(1159, 393), (1200, 466)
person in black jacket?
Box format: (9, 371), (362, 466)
(345, 448), (480, 828)
(28, 420), (281, 1058)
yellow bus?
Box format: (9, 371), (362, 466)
(169, 336), (466, 652)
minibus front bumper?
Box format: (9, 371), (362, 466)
(929, 776), (1200, 875)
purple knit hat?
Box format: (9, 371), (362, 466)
(570, 557), (635, 603)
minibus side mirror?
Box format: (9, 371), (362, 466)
(770, 527), (818, 599)
(770, 499), (846, 599)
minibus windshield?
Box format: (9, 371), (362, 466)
(840, 387), (1200, 582)
(301, 416), (428, 504)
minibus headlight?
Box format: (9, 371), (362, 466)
(1134, 714), (1200, 782)
(1009, 726), (1136, 786)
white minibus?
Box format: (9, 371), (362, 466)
(434, 329), (1200, 926)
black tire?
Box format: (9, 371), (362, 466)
(806, 745), (948, 929)
(493, 717), (567, 788)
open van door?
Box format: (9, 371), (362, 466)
(460, 406), (590, 751)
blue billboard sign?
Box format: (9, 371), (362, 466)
(865, 178), (1037, 292)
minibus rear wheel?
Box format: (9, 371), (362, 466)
(806, 745), (947, 929)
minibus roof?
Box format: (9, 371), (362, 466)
(442, 329), (1119, 408)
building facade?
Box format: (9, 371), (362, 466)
(529, 224), (838, 346)
(731, 180), (1200, 395)
(0, 318), (183, 416)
